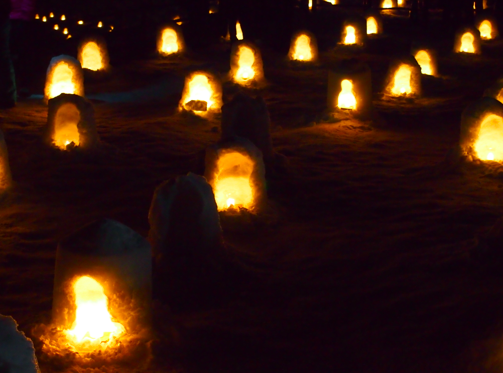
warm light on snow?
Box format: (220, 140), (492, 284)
(63, 28), (68, 35)
(53, 103), (80, 149)
(61, 14), (65, 21)
(344, 26), (356, 44)
(382, 0), (393, 8)
(54, 24), (59, 30)
(214, 152), (254, 211)
(66, 276), (124, 346)
(35, 14), (39, 19)
(326, 0), (337, 4)
(49, 12), (54, 18)
(391, 65), (412, 95)
(184, 74), (213, 111)
(460, 32), (475, 53)
(479, 20), (493, 40)
(337, 80), (357, 110)
(414, 50), (432, 75)
(398, 0), (403, 5)
(97, 21), (103, 28)
(367, 17), (378, 34)
(160, 28), (179, 54)
(81, 42), (103, 71)
(236, 21), (244, 40)
(235, 46), (255, 83)
(309, 0), (313, 10)
(474, 114), (503, 161)
(42, 16), (47, 22)
(48, 62), (76, 100)
(292, 34), (312, 61)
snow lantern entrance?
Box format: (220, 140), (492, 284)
(205, 137), (266, 213)
(341, 18), (365, 46)
(476, 17), (498, 40)
(454, 28), (481, 54)
(45, 94), (100, 151)
(51, 219), (152, 352)
(179, 71), (222, 116)
(44, 55), (84, 103)
(413, 49), (437, 76)
(343, 26), (356, 44)
(78, 37), (109, 72)
(460, 97), (503, 162)
(327, 59), (372, 117)
(367, 17), (378, 35)
(236, 21), (244, 40)
(230, 41), (265, 87)
(148, 173), (222, 264)
(384, 57), (421, 97)
(157, 25), (184, 56)
(288, 31), (318, 62)
(382, 0), (395, 8)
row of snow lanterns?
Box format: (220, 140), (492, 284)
(35, 12), (112, 39)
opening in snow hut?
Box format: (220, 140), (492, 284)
(78, 37), (109, 72)
(51, 219), (151, 352)
(205, 137), (266, 213)
(327, 59), (372, 117)
(45, 94), (100, 151)
(179, 71), (222, 116)
(476, 17), (499, 40)
(157, 24), (184, 56)
(454, 28), (481, 54)
(384, 56), (421, 97)
(288, 30), (318, 62)
(460, 97), (503, 162)
(230, 41), (265, 87)
(44, 55), (84, 103)
(236, 21), (244, 40)
(148, 173), (222, 263)
(341, 18), (365, 46)
(412, 48), (437, 76)
(382, 0), (396, 8)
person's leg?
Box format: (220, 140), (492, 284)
(0, 17), (16, 108)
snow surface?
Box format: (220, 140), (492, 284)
(0, 315), (40, 373)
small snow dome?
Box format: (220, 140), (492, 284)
(327, 59), (373, 117)
(44, 55), (84, 103)
(51, 219), (152, 353)
(179, 71), (222, 116)
(412, 47), (437, 77)
(460, 97), (503, 162)
(341, 17), (366, 46)
(381, 0), (396, 8)
(78, 36), (109, 72)
(148, 173), (222, 263)
(454, 27), (481, 54)
(45, 94), (100, 151)
(0, 315), (41, 373)
(384, 56), (422, 97)
(288, 30), (318, 62)
(205, 137), (267, 214)
(230, 41), (265, 87)
(476, 15), (499, 40)
(157, 24), (185, 56)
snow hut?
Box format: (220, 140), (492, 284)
(366, 12), (383, 35)
(327, 59), (373, 117)
(157, 24), (185, 56)
(454, 27), (481, 54)
(78, 36), (109, 72)
(230, 41), (265, 87)
(45, 94), (100, 151)
(412, 48), (437, 77)
(341, 17), (366, 46)
(205, 137), (267, 213)
(179, 71), (222, 116)
(384, 56), (422, 97)
(221, 93), (274, 163)
(288, 30), (318, 62)
(148, 173), (222, 263)
(0, 315), (41, 373)
(476, 17), (499, 40)
(460, 97), (503, 162)
(44, 55), (84, 103)
(51, 219), (152, 351)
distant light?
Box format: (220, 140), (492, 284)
(42, 16), (47, 22)
(35, 14), (39, 19)
(63, 28), (68, 35)
(176, 21), (182, 25)
(61, 14), (66, 21)
(49, 12), (54, 18)
(97, 21), (103, 28)
(54, 24), (59, 30)
(78, 20), (83, 25)
(67, 34), (72, 39)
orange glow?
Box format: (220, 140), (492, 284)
(367, 17), (378, 34)
(337, 79), (357, 110)
(65, 276), (124, 349)
(78, 20), (83, 25)
(159, 28), (179, 55)
(49, 12), (54, 18)
(309, 0), (312, 9)
(35, 14), (39, 19)
(344, 25), (356, 44)
(326, 0), (337, 4)
(183, 74), (214, 112)
(292, 34), (313, 61)
(398, 0), (403, 4)
(48, 62), (76, 100)
(214, 152), (254, 211)
(479, 20), (492, 39)
(474, 114), (503, 161)
(415, 50), (432, 75)
(460, 32), (475, 53)
(67, 35), (72, 39)
(236, 21), (244, 40)
(54, 24), (59, 30)
(63, 28), (68, 35)
(42, 16), (47, 22)
(383, 0), (393, 8)
(81, 42), (103, 71)
(61, 14), (65, 21)
(53, 103), (80, 149)
(391, 65), (412, 95)
(97, 21), (103, 28)
(235, 45), (255, 83)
